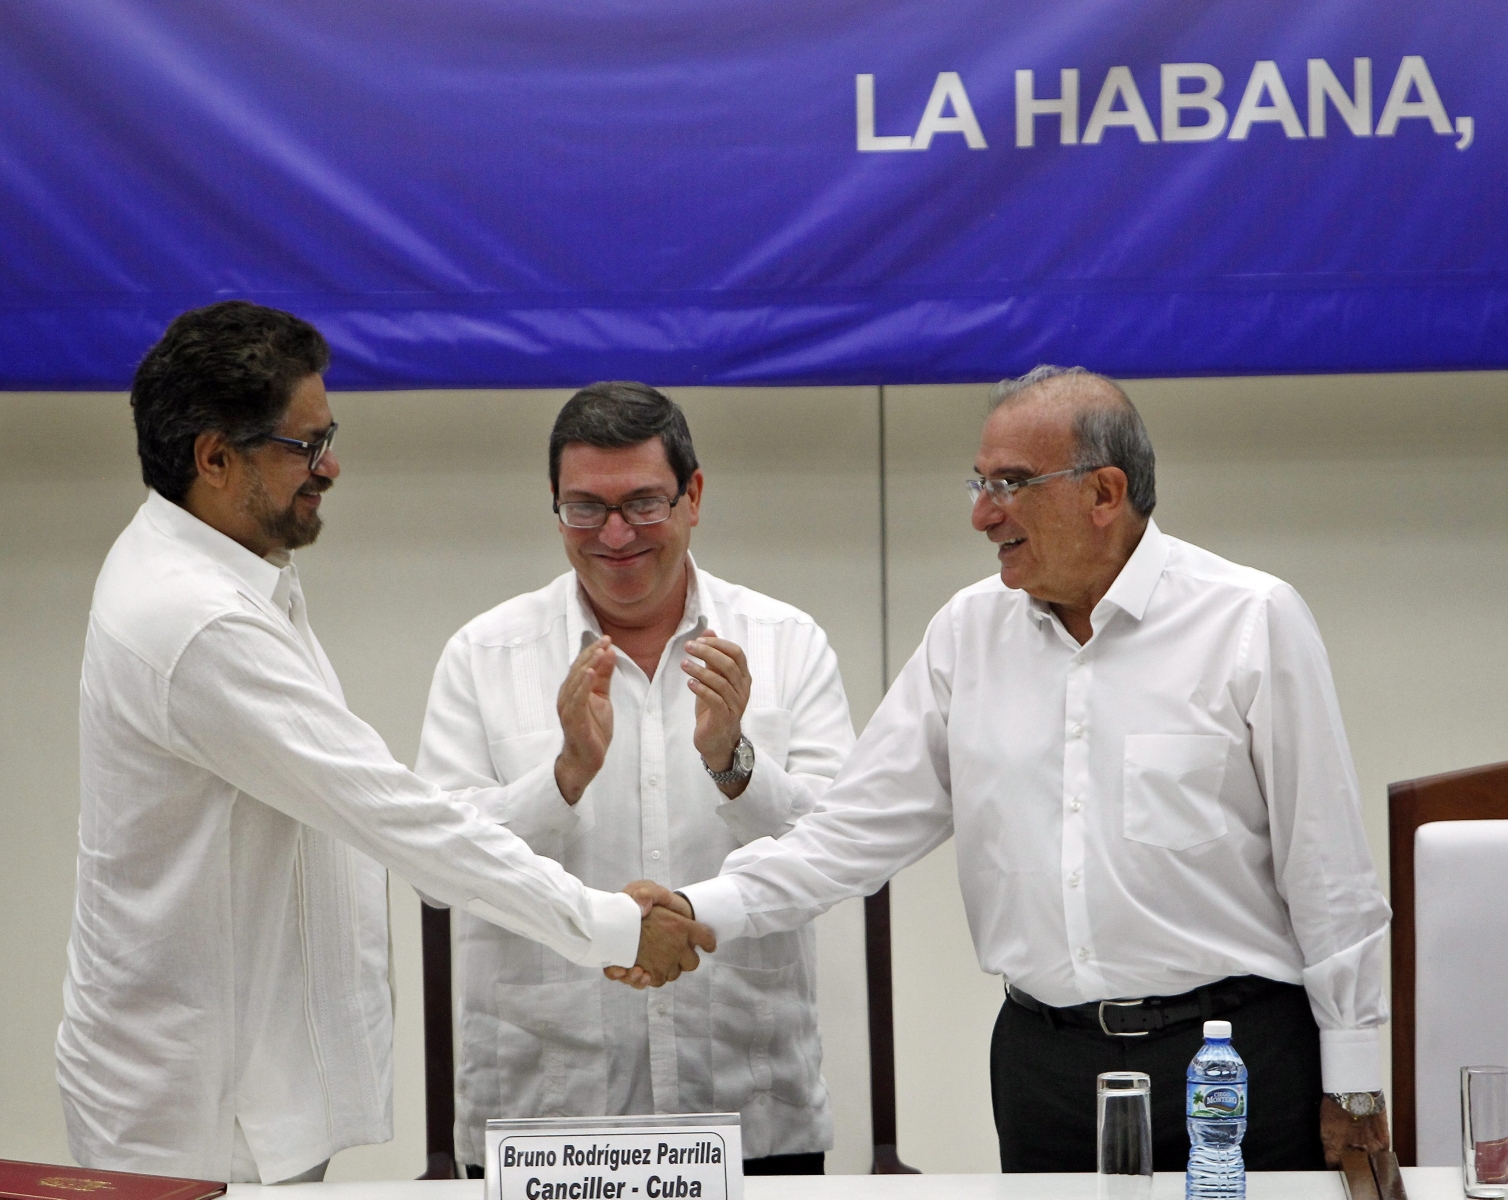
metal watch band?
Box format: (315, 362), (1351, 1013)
(704, 735), (754, 785)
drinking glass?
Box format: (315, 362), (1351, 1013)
(1098, 1070), (1153, 1200)
(1464, 1066), (1508, 1198)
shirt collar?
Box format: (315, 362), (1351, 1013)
(1097, 517), (1169, 622)
(566, 551), (709, 651)
(1026, 518), (1170, 627)
(141, 488), (286, 602)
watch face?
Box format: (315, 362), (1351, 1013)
(1341, 1093), (1380, 1117)
(734, 737), (755, 774)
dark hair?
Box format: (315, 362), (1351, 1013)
(130, 300), (330, 501)
(548, 381), (699, 494)
(990, 364), (1157, 517)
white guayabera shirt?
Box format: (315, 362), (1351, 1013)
(416, 560), (855, 1165)
(57, 492), (641, 1184)
(685, 520), (1391, 1094)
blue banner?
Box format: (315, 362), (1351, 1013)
(1, 1), (1502, 388)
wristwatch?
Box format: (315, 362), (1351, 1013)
(704, 735), (754, 786)
(1329, 1091), (1386, 1118)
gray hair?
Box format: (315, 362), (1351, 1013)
(990, 365), (1157, 517)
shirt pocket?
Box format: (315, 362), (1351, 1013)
(742, 707), (792, 767)
(1122, 733), (1231, 851)
(492, 976), (607, 1117)
(488, 729), (562, 785)
(709, 960), (819, 1111)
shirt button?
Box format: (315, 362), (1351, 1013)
(1071, 724), (1084, 738)
(647, 776), (659, 786)
(656, 1000), (668, 1016)
(1068, 872), (1081, 888)
(1078, 947), (1091, 962)
(651, 850), (662, 860)
(1069, 798), (1083, 813)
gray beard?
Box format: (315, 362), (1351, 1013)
(244, 467), (324, 551)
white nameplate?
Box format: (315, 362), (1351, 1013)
(485, 1114), (743, 1200)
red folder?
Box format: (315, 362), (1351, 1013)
(0, 1160), (226, 1200)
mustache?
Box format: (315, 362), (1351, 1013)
(297, 477), (333, 497)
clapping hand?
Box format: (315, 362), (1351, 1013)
(682, 630), (752, 795)
(605, 880), (716, 989)
(555, 634), (615, 804)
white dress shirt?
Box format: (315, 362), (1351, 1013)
(57, 492), (641, 1184)
(416, 560), (855, 1164)
(684, 520), (1390, 1093)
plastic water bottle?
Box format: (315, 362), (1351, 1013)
(1186, 1018), (1247, 1200)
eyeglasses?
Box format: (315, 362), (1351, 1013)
(554, 488), (685, 529)
(965, 464), (1103, 507)
(266, 423), (338, 472)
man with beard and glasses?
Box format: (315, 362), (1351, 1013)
(56, 302), (714, 1186)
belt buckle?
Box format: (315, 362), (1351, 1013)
(1098, 998), (1150, 1037)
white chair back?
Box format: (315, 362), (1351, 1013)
(1415, 819), (1508, 1164)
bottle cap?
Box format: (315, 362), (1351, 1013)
(1204, 1019), (1232, 1039)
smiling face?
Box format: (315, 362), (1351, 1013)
(556, 437), (702, 628)
(237, 373), (339, 553)
(971, 391), (1106, 607)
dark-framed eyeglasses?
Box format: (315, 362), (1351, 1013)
(965, 464), (1104, 507)
(266, 423), (338, 472)
(553, 487), (686, 529)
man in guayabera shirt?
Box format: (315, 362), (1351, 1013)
(417, 382), (855, 1176)
(662, 366), (1392, 1172)
(56, 303), (713, 1186)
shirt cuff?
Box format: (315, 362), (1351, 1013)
(498, 756), (592, 842)
(714, 750), (791, 844)
(586, 888), (643, 969)
(1320, 1028), (1383, 1093)
(677, 876), (749, 947)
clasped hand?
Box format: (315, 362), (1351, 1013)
(607, 881), (716, 989)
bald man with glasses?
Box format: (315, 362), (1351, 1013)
(417, 381), (855, 1177)
(672, 365), (1392, 1175)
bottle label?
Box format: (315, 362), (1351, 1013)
(1188, 1083), (1246, 1119)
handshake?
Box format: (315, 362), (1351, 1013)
(607, 880), (718, 989)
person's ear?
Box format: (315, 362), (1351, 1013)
(683, 468), (704, 527)
(1088, 466), (1128, 529)
(193, 431), (236, 491)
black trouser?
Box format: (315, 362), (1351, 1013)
(467, 1152), (823, 1179)
(990, 978), (1325, 1173)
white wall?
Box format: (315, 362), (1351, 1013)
(4, 372), (1508, 1178)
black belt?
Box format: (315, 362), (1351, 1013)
(1006, 975), (1289, 1037)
